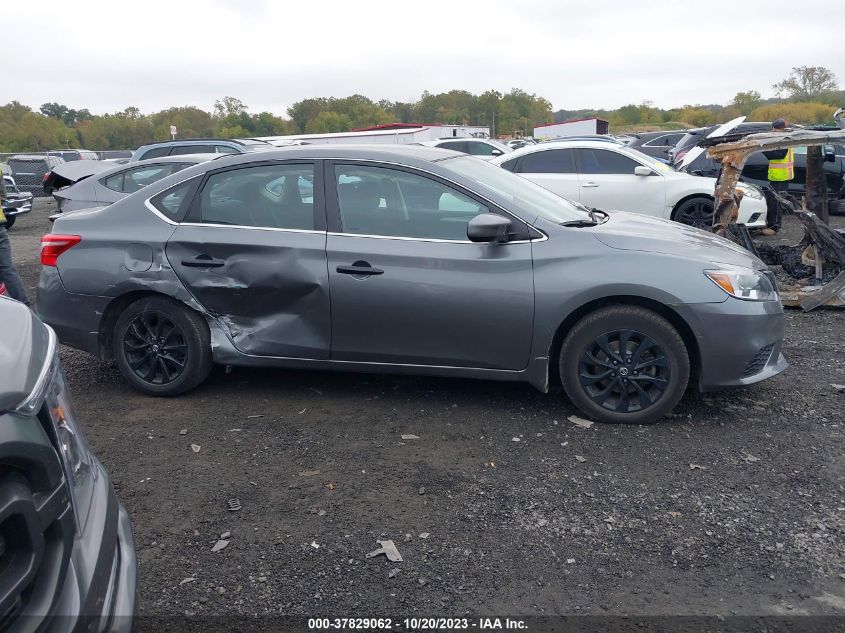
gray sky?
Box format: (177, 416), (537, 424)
(8, 0), (843, 116)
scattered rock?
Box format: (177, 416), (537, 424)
(366, 540), (403, 562)
(389, 568), (400, 578)
(211, 540), (229, 552)
(318, 509), (326, 517)
(512, 437), (521, 442)
(418, 487), (426, 495)
(744, 454), (761, 463)
(566, 558), (575, 564)
(419, 532), (430, 539)
(418, 577), (427, 586)
(179, 577), (196, 586)
(179, 429), (188, 435)
(568, 415), (594, 429)
(299, 470), (321, 477)
(538, 518), (548, 527)
(190, 444), (201, 453)
(404, 533), (413, 542)
(401, 434), (420, 440)
(310, 541), (320, 549)
(247, 414), (264, 419)
(220, 531), (231, 539)
(575, 455), (587, 463)
(689, 464), (706, 470)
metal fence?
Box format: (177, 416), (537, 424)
(0, 150), (133, 163)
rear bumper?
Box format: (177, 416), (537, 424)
(675, 297), (788, 390)
(36, 267), (107, 356)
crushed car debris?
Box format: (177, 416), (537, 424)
(366, 540), (403, 562)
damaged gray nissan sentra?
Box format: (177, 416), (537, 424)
(36, 145), (787, 424)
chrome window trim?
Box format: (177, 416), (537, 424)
(326, 231), (544, 245)
(143, 156), (550, 241)
(179, 222), (324, 235)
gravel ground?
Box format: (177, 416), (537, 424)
(7, 200), (845, 618)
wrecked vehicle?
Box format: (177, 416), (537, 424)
(0, 295), (137, 631)
(37, 146), (786, 424)
(48, 154), (217, 214)
(704, 127), (845, 310)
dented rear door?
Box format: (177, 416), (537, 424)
(165, 161), (330, 358)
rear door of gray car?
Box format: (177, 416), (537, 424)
(164, 161), (331, 358)
(325, 161), (535, 370)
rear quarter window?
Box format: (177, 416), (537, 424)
(148, 177), (200, 222)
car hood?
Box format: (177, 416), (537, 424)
(0, 297), (51, 413)
(591, 211), (763, 269)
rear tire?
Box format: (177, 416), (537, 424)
(673, 197), (714, 228)
(113, 296), (212, 396)
(559, 306), (689, 424)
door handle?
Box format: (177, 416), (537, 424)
(581, 181), (600, 188)
(181, 254), (226, 268)
(337, 263), (384, 276)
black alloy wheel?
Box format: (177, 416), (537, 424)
(122, 311), (187, 385)
(674, 197), (714, 228)
(113, 296), (213, 396)
(578, 329), (670, 414)
(559, 306), (689, 424)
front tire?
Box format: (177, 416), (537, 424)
(673, 197), (714, 228)
(113, 296), (212, 396)
(559, 306), (690, 424)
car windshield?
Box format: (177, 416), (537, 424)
(443, 156), (591, 223)
(625, 147), (675, 172)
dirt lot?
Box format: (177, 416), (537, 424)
(7, 200), (845, 618)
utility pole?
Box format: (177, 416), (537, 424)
(491, 110), (495, 139)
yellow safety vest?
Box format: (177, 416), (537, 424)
(768, 147), (794, 182)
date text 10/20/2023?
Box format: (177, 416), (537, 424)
(308, 618), (528, 630)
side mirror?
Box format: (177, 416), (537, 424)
(490, 149), (504, 156)
(467, 213), (512, 243)
(634, 166), (652, 176)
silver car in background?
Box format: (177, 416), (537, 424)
(37, 145), (787, 424)
(52, 154), (217, 214)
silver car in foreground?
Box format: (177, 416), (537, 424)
(37, 146), (787, 424)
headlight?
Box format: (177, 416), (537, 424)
(736, 183), (763, 200)
(45, 366), (96, 532)
(704, 268), (779, 301)
(15, 327), (96, 533)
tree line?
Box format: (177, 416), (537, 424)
(1, 66), (840, 153)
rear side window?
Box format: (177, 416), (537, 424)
(170, 144), (217, 156)
(195, 164), (316, 230)
(517, 149), (575, 174)
(439, 141), (467, 153)
(139, 147), (171, 159)
(576, 149), (640, 174)
(103, 164), (179, 193)
(466, 141), (497, 156)
(149, 177), (200, 222)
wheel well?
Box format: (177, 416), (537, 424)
(547, 296), (701, 389)
(671, 193), (714, 221)
(97, 291), (206, 361)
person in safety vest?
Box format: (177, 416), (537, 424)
(0, 168), (30, 305)
(760, 118), (793, 236)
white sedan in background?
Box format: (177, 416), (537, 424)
(419, 138), (513, 161)
(490, 139), (767, 228)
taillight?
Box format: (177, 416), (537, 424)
(41, 234), (81, 266)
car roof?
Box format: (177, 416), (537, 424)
(200, 144), (458, 166)
(94, 153), (219, 179)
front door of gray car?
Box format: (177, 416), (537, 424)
(325, 162), (535, 370)
(165, 162), (331, 358)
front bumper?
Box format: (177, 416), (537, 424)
(48, 462), (137, 633)
(675, 297), (788, 390)
(736, 194), (767, 228)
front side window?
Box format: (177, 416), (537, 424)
(335, 165), (490, 241)
(439, 141), (467, 153)
(466, 141), (497, 156)
(576, 149), (641, 174)
(196, 164), (315, 230)
(517, 149), (575, 174)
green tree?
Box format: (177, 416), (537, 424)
(730, 90), (762, 115)
(773, 66), (838, 100)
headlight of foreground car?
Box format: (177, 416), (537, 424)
(736, 183), (763, 200)
(15, 328), (96, 533)
(704, 268), (779, 301)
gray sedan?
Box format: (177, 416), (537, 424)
(52, 154), (217, 213)
(36, 146), (787, 424)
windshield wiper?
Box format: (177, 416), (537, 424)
(560, 219), (598, 227)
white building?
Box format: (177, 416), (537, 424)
(256, 123), (490, 146)
(533, 117), (609, 140)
